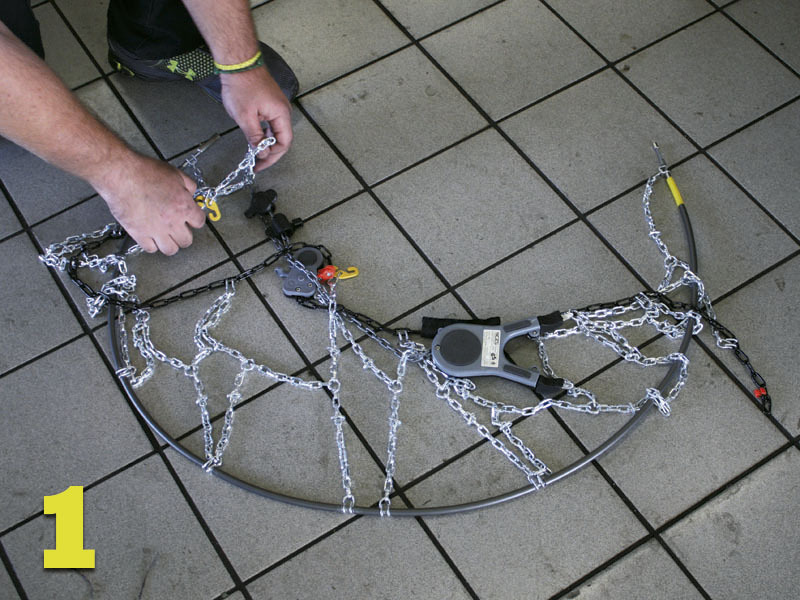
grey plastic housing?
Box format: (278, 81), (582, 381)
(431, 318), (543, 388)
(275, 246), (325, 298)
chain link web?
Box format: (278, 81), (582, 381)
(40, 146), (756, 515)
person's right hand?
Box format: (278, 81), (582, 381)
(93, 153), (206, 255)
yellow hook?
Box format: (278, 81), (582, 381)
(195, 195), (221, 221)
(336, 266), (359, 280)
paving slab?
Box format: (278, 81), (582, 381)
(405, 441), (646, 599)
(374, 128), (574, 284)
(711, 255), (800, 435)
(0, 233), (83, 374)
(0, 558), (20, 600)
(252, 0), (409, 93)
(300, 46), (486, 185)
(709, 100), (800, 240)
(563, 539), (703, 600)
(2, 456), (234, 600)
(560, 340), (787, 528)
(246, 515), (473, 600)
(55, 0), (111, 73)
(422, 0), (604, 119)
(35, 2), (99, 89)
(501, 69), (694, 211)
(622, 13), (800, 146)
(381, 0), (498, 38)
(547, 0), (713, 61)
(663, 449), (800, 600)
(0, 337), (151, 531)
(725, 0), (800, 72)
(111, 72), (234, 160)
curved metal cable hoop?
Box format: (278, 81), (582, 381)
(106, 200), (699, 517)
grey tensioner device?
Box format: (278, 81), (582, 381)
(431, 313), (566, 398)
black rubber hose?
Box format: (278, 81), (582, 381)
(108, 195), (700, 516)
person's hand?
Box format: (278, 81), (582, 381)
(92, 153), (206, 255)
(220, 67), (293, 172)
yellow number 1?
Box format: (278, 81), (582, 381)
(43, 486), (95, 569)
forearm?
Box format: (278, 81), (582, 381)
(0, 21), (133, 189)
(181, 0), (260, 65)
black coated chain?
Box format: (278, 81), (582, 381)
(65, 238), (327, 313)
(577, 290), (772, 413)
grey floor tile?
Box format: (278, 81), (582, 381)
(711, 256), (800, 435)
(0, 78), (156, 225)
(56, 0), (111, 74)
(382, 0), (499, 38)
(246, 193), (447, 363)
(623, 13), (800, 146)
(112, 73), (234, 159)
(34, 195), (230, 326)
(561, 340), (787, 528)
(193, 116), (362, 254)
(0, 195), (22, 240)
(726, 0), (800, 72)
(300, 47), (486, 184)
(406, 449), (646, 599)
(0, 234), (83, 374)
(501, 69), (694, 211)
(98, 263), (308, 442)
(0, 337), (151, 531)
(709, 100), (800, 239)
(589, 155), (797, 301)
(374, 129), (574, 283)
(548, 0), (713, 61)
(252, 0), (409, 92)
(247, 516), (473, 600)
(423, 0), (603, 120)
(566, 540), (703, 600)
(0, 136), (94, 227)
(2, 456), (234, 600)
(663, 449), (800, 600)
(35, 3), (100, 89)
(0, 559), (20, 600)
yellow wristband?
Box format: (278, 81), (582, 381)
(213, 50), (262, 72)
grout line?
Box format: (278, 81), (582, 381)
(543, 408), (715, 599)
(718, 5), (800, 80)
(0, 181), (253, 595)
(0, 332), (87, 382)
(693, 336), (796, 441)
(48, 1), (167, 161)
(413, 517), (481, 600)
(232, 515), (362, 592)
(0, 540), (29, 600)
(654, 441), (795, 535)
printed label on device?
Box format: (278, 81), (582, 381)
(481, 329), (501, 368)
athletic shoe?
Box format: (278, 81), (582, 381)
(108, 39), (299, 102)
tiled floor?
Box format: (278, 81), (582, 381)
(2, 1), (799, 599)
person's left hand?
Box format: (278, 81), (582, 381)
(220, 67), (293, 172)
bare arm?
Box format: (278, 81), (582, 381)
(182, 0), (293, 171)
(0, 21), (205, 255)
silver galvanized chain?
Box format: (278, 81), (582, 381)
(39, 164), (738, 509)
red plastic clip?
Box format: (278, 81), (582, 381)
(753, 387), (768, 399)
(317, 265), (338, 282)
